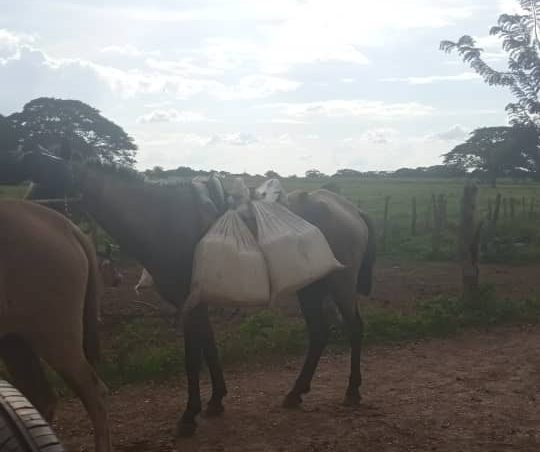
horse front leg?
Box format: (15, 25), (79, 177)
(177, 305), (204, 437)
(200, 307), (227, 417)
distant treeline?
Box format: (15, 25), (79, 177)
(143, 164), (510, 181)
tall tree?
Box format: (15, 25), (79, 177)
(264, 170), (281, 179)
(440, 0), (540, 178)
(0, 115), (21, 184)
(305, 169), (325, 178)
(443, 126), (536, 186)
(0, 114), (19, 153)
(8, 98), (137, 166)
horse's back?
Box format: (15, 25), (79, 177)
(288, 189), (369, 271)
(0, 200), (89, 335)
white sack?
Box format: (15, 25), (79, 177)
(134, 267), (154, 294)
(252, 201), (344, 300)
(190, 209), (270, 308)
(255, 179), (288, 205)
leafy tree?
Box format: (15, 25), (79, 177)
(332, 168), (363, 177)
(264, 170), (281, 178)
(443, 126), (537, 186)
(8, 97), (137, 166)
(393, 165), (466, 178)
(440, 1), (540, 177)
(305, 168), (325, 178)
(0, 114), (19, 153)
(144, 166), (165, 179)
(0, 115), (21, 183)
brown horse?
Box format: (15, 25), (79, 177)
(18, 151), (375, 438)
(0, 199), (112, 452)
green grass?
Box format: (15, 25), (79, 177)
(0, 185), (27, 199)
(281, 177), (540, 262)
(3, 177), (540, 261)
(90, 288), (540, 387)
(4, 290), (538, 393)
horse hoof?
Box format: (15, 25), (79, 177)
(343, 393), (361, 407)
(205, 401), (225, 418)
(176, 421), (197, 438)
(282, 393), (302, 409)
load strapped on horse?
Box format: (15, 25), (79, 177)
(137, 177), (344, 311)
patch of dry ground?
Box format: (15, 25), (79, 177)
(100, 261), (540, 319)
(55, 325), (540, 451)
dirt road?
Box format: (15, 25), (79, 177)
(55, 325), (540, 451)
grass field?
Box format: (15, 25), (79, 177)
(0, 184), (27, 198)
(283, 176), (540, 262)
(282, 176), (540, 223)
(2, 176), (540, 393)
(3, 176), (540, 261)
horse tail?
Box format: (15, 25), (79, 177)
(356, 211), (376, 296)
(71, 224), (102, 366)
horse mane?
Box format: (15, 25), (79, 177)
(83, 161), (196, 195)
(85, 160), (144, 183)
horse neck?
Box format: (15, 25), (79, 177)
(79, 169), (200, 273)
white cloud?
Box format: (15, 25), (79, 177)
(256, 0), (477, 73)
(144, 57), (224, 77)
(215, 75), (300, 100)
(382, 72), (480, 85)
(119, 0), (476, 76)
(0, 29), (34, 63)
(276, 99), (435, 120)
(136, 109), (208, 123)
(208, 133), (259, 146)
(84, 64), (299, 100)
(475, 34), (506, 63)
(360, 128), (398, 144)
(498, 0), (524, 14)
(100, 44), (147, 57)
(0, 37), (300, 101)
(428, 125), (469, 142)
(270, 118), (309, 125)
(0, 0), (514, 174)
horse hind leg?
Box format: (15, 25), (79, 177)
(0, 334), (57, 421)
(30, 334), (112, 452)
(199, 307), (227, 418)
(283, 280), (329, 408)
(330, 271), (364, 407)
(177, 304), (205, 437)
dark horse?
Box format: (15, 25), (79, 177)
(17, 151), (376, 438)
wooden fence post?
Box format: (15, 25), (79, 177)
(530, 198), (535, 219)
(522, 196), (526, 216)
(432, 194), (442, 255)
(411, 197), (417, 236)
(487, 198), (493, 221)
(382, 195), (390, 252)
(510, 197), (515, 218)
(492, 193), (501, 228)
(459, 183), (482, 302)
(425, 201), (432, 231)
(502, 198), (508, 218)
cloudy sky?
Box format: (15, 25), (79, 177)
(0, 0), (523, 175)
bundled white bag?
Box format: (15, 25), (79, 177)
(189, 209), (270, 308)
(134, 268), (154, 294)
(252, 201), (344, 300)
(255, 179), (288, 205)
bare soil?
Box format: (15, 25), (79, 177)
(52, 261), (540, 451)
(101, 260), (540, 319)
(55, 325), (540, 452)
